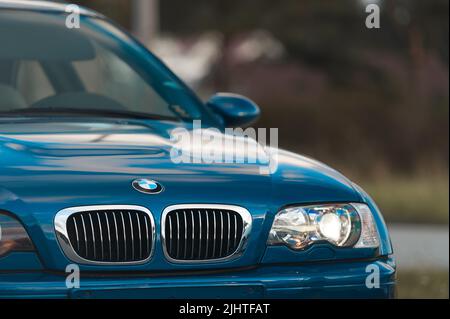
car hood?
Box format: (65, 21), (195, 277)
(0, 119), (360, 271)
(0, 119), (275, 204)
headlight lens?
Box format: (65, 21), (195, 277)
(267, 203), (379, 250)
(0, 213), (34, 258)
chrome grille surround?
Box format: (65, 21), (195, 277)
(161, 204), (252, 263)
(55, 205), (155, 265)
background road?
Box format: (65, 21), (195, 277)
(389, 224), (449, 270)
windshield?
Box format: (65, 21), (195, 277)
(0, 10), (206, 121)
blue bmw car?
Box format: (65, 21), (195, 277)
(0, 1), (395, 299)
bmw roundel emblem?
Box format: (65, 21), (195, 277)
(132, 179), (164, 194)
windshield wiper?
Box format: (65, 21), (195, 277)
(0, 107), (180, 121)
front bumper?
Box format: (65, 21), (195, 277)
(0, 259), (396, 299)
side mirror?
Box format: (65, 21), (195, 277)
(206, 93), (261, 127)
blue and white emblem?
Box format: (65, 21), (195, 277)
(132, 179), (164, 194)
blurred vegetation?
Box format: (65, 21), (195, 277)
(360, 173), (449, 224)
(73, 0), (449, 224)
(161, 0), (449, 175)
(397, 269), (449, 298)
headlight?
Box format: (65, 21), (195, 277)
(0, 213), (34, 258)
(267, 203), (379, 250)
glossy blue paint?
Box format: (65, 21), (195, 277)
(0, 1), (395, 298)
(0, 252), (43, 271)
(0, 258), (396, 299)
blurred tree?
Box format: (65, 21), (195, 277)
(160, 0), (449, 174)
(75, 0), (132, 29)
(160, 0), (448, 83)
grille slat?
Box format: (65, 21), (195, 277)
(205, 210), (210, 259)
(73, 216), (80, 252)
(128, 212), (134, 260)
(164, 208), (246, 261)
(80, 214), (88, 257)
(136, 213), (142, 260)
(219, 211), (224, 257)
(66, 209), (153, 263)
(225, 211), (230, 255)
(105, 213), (112, 261)
(168, 215), (173, 256)
(144, 215), (150, 257)
(198, 210), (202, 259)
(234, 214), (238, 249)
(112, 212), (120, 261)
(88, 213), (96, 260)
(191, 210), (195, 259)
(120, 212), (126, 261)
(212, 211), (216, 258)
(184, 211), (189, 259)
(96, 213), (104, 260)
(176, 213), (180, 256)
